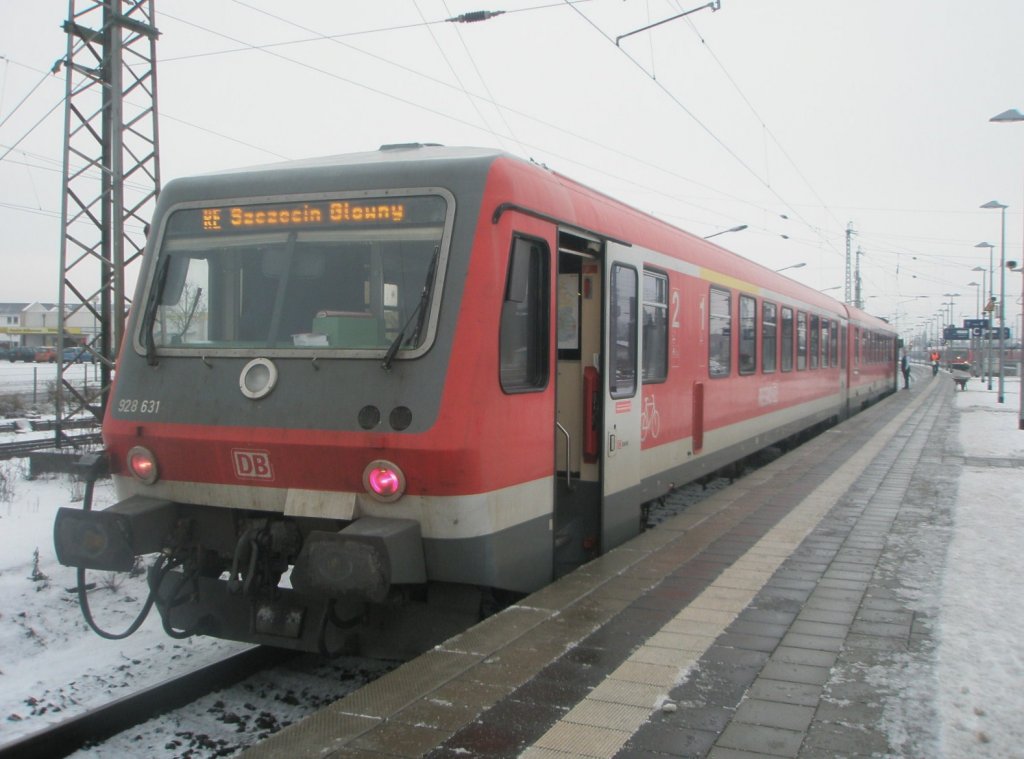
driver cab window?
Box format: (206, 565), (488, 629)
(500, 235), (550, 392)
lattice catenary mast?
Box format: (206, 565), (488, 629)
(55, 0), (160, 442)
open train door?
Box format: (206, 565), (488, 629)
(552, 235), (644, 574)
(553, 231), (602, 577)
(600, 242), (645, 551)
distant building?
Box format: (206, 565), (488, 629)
(0, 302), (100, 349)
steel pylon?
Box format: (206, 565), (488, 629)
(55, 0), (160, 443)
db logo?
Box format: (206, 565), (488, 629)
(232, 449), (274, 480)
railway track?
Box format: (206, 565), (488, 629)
(0, 432), (101, 461)
(0, 647), (293, 759)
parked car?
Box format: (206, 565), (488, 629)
(11, 345), (56, 362)
(62, 346), (97, 363)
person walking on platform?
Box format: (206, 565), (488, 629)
(900, 352), (911, 389)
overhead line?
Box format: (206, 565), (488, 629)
(680, 13), (846, 248)
(164, 1), (585, 63)
(563, 0), (845, 261)
(163, 4), (768, 222)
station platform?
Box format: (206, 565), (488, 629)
(241, 369), (980, 759)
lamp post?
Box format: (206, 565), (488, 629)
(987, 110), (1019, 397)
(1008, 261), (1024, 429)
(981, 201), (1008, 402)
(942, 292), (961, 328)
(774, 262), (806, 273)
(991, 109), (1024, 123)
(976, 242), (996, 387)
(968, 280), (982, 318)
(703, 224), (748, 239)
(968, 279), (982, 373)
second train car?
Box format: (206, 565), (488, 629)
(55, 144), (897, 653)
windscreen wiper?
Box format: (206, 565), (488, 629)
(143, 255), (170, 366)
(381, 247), (440, 371)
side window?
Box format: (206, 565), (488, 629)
(831, 320), (839, 367)
(854, 327), (861, 366)
(780, 306), (793, 372)
(762, 302), (777, 373)
(709, 286), (731, 378)
(609, 264), (638, 398)
(809, 314), (820, 369)
(642, 269), (668, 383)
(738, 294), (756, 375)
(821, 318), (830, 368)
(499, 236), (549, 393)
(797, 311), (807, 370)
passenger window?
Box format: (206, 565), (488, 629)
(642, 269), (668, 383)
(610, 264), (638, 398)
(709, 286), (731, 378)
(821, 318), (830, 368)
(797, 311), (807, 370)
(762, 302), (777, 373)
(500, 236), (549, 392)
(810, 315), (820, 369)
(780, 306), (793, 372)
(739, 295), (756, 375)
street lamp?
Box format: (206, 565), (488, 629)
(981, 201), (1008, 402)
(943, 292), (961, 327)
(703, 224), (748, 239)
(971, 267), (987, 317)
(968, 278), (983, 373)
(976, 243), (996, 388)
(1007, 260), (1024, 429)
(774, 262), (806, 273)
(990, 107), (1023, 409)
(991, 108), (1024, 123)
(968, 281), (982, 317)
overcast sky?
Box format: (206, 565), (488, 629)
(1, 0), (1022, 340)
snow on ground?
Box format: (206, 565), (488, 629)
(0, 367), (1021, 757)
(937, 378), (1024, 758)
(0, 462), (251, 742)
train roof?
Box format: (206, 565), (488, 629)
(157, 144), (894, 335)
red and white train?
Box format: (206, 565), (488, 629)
(55, 145), (897, 653)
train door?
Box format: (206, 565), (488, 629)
(600, 242), (645, 550)
(552, 234), (645, 573)
(553, 231), (603, 577)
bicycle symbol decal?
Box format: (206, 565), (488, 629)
(641, 395), (661, 442)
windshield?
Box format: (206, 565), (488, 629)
(144, 193), (449, 355)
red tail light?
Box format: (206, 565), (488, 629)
(127, 446), (159, 485)
(363, 460), (405, 502)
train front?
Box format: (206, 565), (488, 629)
(53, 154), (507, 654)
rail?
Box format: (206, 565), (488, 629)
(0, 646), (291, 759)
(0, 432), (102, 461)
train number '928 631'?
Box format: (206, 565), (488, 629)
(54, 144), (897, 657)
(116, 398), (161, 414)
